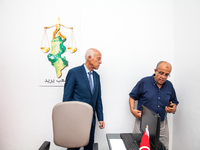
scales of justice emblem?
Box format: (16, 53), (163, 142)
(40, 17), (77, 78)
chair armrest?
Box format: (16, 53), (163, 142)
(93, 143), (98, 150)
(38, 141), (50, 150)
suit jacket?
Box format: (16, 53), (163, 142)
(63, 64), (104, 126)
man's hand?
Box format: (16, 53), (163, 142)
(165, 102), (177, 113)
(131, 109), (142, 118)
(129, 97), (141, 118)
(99, 121), (105, 129)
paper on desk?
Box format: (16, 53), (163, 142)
(110, 139), (126, 150)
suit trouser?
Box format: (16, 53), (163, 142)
(133, 117), (169, 149)
(68, 125), (95, 150)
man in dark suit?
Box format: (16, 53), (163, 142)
(63, 48), (105, 150)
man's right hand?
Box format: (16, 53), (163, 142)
(129, 97), (141, 118)
(131, 109), (142, 118)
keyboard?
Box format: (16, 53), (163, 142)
(120, 133), (140, 150)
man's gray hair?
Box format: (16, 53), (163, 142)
(85, 48), (96, 60)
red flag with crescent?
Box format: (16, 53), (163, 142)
(139, 126), (150, 150)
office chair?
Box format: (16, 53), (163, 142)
(39, 101), (98, 150)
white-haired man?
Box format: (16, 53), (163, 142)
(63, 48), (105, 150)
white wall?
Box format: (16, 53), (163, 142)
(0, 0), (198, 150)
(173, 0), (200, 149)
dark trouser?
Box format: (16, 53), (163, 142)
(68, 125), (95, 150)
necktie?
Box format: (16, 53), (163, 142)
(88, 72), (93, 94)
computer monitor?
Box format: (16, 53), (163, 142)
(140, 105), (160, 150)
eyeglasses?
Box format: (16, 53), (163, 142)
(157, 71), (170, 77)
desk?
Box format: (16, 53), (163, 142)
(106, 133), (167, 150)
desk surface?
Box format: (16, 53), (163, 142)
(106, 133), (167, 150)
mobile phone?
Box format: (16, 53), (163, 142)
(168, 103), (175, 108)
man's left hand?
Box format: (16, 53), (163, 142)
(165, 102), (177, 113)
(99, 121), (105, 129)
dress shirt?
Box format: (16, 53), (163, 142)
(84, 64), (94, 91)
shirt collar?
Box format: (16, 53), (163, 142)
(152, 74), (157, 85)
(84, 64), (93, 74)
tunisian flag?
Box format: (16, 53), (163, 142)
(139, 126), (150, 150)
